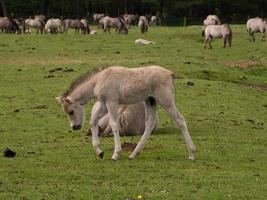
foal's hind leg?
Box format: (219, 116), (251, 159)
(129, 98), (157, 159)
(157, 89), (196, 160)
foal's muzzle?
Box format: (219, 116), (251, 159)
(72, 124), (82, 130)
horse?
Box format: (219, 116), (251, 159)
(24, 18), (45, 34)
(123, 14), (138, 27)
(93, 13), (105, 24)
(102, 16), (128, 34)
(150, 16), (157, 26)
(203, 24), (232, 49)
(56, 66), (196, 161)
(246, 17), (267, 42)
(45, 18), (62, 34)
(34, 15), (46, 21)
(80, 19), (90, 34)
(63, 19), (86, 34)
(90, 101), (157, 137)
(205, 15), (221, 25)
(138, 16), (149, 33)
(0, 17), (21, 34)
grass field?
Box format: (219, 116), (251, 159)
(0, 25), (266, 200)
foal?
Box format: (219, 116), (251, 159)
(56, 66), (195, 160)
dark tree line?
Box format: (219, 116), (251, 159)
(1, 0), (267, 24)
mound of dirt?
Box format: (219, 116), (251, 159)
(3, 148), (16, 158)
(220, 60), (262, 69)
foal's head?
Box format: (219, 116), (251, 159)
(56, 96), (84, 131)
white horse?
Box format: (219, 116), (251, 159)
(204, 24), (232, 49)
(247, 17), (267, 41)
(150, 16), (157, 26)
(24, 18), (45, 34)
(45, 18), (62, 34)
(56, 66), (195, 161)
(90, 101), (157, 137)
(138, 16), (148, 33)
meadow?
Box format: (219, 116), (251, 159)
(0, 25), (266, 199)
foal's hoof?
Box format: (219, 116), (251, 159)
(98, 151), (104, 159)
(188, 156), (195, 160)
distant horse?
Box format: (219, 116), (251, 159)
(204, 24), (232, 49)
(123, 14), (138, 27)
(138, 16), (149, 33)
(45, 18), (62, 34)
(150, 16), (157, 26)
(0, 17), (21, 33)
(80, 19), (90, 34)
(204, 15), (221, 25)
(247, 17), (267, 42)
(34, 15), (46, 21)
(90, 101), (157, 137)
(93, 13), (105, 24)
(56, 66), (195, 161)
(102, 16), (128, 34)
(63, 19), (86, 34)
(24, 18), (45, 34)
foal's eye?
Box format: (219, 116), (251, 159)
(69, 110), (74, 115)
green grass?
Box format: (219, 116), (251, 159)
(0, 25), (266, 200)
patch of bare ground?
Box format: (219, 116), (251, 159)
(220, 60), (263, 69)
(240, 83), (267, 91)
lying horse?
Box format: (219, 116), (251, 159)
(56, 66), (195, 161)
(63, 19), (86, 34)
(0, 17), (21, 33)
(102, 16), (128, 34)
(204, 24), (232, 49)
(91, 101), (157, 137)
(45, 18), (62, 34)
(138, 16), (149, 33)
(246, 17), (267, 42)
(24, 18), (45, 34)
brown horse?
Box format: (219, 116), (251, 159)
(63, 19), (86, 34)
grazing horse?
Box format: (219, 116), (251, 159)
(34, 15), (46, 21)
(24, 18), (45, 34)
(150, 16), (157, 26)
(63, 19), (86, 34)
(246, 17), (267, 42)
(45, 18), (63, 34)
(204, 24), (232, 49)
(0, 17), (21, 33)
(123, 14), (138, 27)
(102, 16), (128, 34)
(56, 66), (196, 161)
(93, 13), (105, 24)
(80, 19), (90, 34)
(138, 16), (149, 33)
(90, 101), (157, 137)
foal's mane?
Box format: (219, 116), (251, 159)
(62, 66), (107, 97)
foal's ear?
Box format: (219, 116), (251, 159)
(55, 96), (63, 104)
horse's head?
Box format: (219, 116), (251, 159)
(56, 96), (85, 131)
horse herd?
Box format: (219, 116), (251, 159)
(0, 13), (157, 35)
(0, 13), (266, 48)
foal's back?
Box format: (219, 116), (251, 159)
(94, 66), (174, 104)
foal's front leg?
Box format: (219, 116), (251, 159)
(90, 102), (107, 158)
(106, 102), (122, 160)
